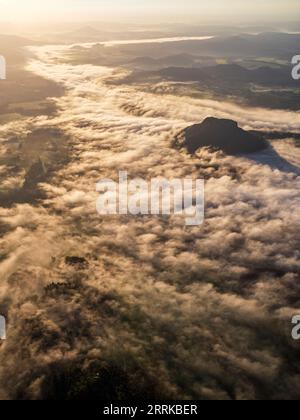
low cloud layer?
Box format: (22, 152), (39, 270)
(0, 43), (299, 400)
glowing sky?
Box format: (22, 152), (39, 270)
(0, 0), (299, 22)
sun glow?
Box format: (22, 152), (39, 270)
(0, 0), (299, 23)
(0, 0), (70, 21)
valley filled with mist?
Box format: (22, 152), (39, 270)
(0, 22), (300, 400)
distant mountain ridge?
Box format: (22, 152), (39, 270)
(151, 64), (295, 87)
(187, 32), (300, 58)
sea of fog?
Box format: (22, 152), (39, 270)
(0, 39), (299, 399)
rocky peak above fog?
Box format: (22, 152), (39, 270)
(174, 117), (269, 155)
